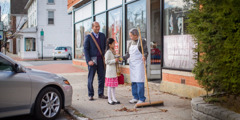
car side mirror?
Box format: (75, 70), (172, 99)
(13, 64), (21, 73)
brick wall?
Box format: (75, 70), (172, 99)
(162, 69), (202, 88)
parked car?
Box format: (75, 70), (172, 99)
(53, 46), (72, 60)
(0, 52), (73, 120)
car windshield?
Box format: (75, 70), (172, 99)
(55, 47), (66, 50)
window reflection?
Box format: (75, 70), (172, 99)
(95, 13), (106, 35)
(108, 8), (122, 54)
(75, 19), (92, 60)
(164, 0), (192, 35)
(126, 0), (146, 45)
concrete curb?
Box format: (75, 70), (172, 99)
(64, 107), (89, 120)
(191, 97), (240, 120)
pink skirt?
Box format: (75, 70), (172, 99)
(105, 77), (118, 87)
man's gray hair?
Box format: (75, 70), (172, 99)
(129, 28), (139, 36)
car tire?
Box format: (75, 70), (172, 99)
(68, 55), (72, 60)
(35, 87), (62, 120)
(53, 58), (56, 60)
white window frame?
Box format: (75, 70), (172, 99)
(48, 10), (55, 25)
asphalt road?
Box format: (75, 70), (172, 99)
(1, 110), (74, 120)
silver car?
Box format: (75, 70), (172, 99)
(53, 46), (72, 60)
(0, 52), (72, 120)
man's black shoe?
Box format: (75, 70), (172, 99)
(89, 96), (94, 101)
(98, 95), (108, 99)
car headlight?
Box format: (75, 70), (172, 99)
(63, 80), (71, 85)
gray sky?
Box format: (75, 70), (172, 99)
(0, 0), (10, 16)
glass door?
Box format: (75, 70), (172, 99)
(147, 0), (161, 80)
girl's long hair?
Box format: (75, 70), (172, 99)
(106, 38), (115, 51)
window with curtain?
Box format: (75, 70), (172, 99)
(94, 0), (106, 14)
(107, 0), (122, 9)
(48, 11), (54, 24)
(75, 3), (92, 22)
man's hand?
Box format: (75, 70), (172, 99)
(142, 56), (146, 61)
(88, 61), (94, 66)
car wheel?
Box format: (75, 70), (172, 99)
(68, 55), (72, 60)
(35, 87), (62, 120)
(53, 58), (56, 60)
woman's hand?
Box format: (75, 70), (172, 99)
(115, 58), (119, 62)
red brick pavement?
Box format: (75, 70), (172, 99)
(27, 64), (86, 74)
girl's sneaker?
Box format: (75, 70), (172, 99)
(129, 99), (138, 104)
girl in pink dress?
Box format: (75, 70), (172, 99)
(105, 38), (120, 105)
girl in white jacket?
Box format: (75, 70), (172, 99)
(105, 38), (120, 105)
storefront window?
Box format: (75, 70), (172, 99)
(75, 19), (92, 60)
(95, 13), (106, 35)
(108, 7), (122, 55)
(25, 38), (36, 51)
(107, 0), (122, 9)
(163, 0), (195, 70)
(94, 0), (106, 14)
(75, 3), (92, 22)
(126, 0), (146, 48)
(150, 0), (161, 65)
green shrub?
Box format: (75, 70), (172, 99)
(186, 0), (240, 95)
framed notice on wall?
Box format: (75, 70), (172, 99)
(163, 35), (196, 70)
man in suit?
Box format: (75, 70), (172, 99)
(84, 22), (107, 101)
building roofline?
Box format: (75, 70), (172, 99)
(24, 0), (33, 9)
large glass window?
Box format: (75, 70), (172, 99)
(25, 38), (36, 51)
(94, 0), (106, 14)
(108, 7), (122, 55)
(163, 0), (195, 70)
(75, 19), (92, 60)
(75, 3), (92, 22)
(107, 0), (122, 9)
(95, 13), (106, 35)
(126, 0), (146, 47)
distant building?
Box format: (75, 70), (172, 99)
(13, 0), (72, 59)
(9, 0), (28, 54)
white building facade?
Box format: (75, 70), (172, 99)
(17, 0), (72, 59)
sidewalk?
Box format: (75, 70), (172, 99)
(4, 52), (52, 61)
(61, 72), (192, 120)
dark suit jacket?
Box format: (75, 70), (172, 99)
(84, 32), (106, 64)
